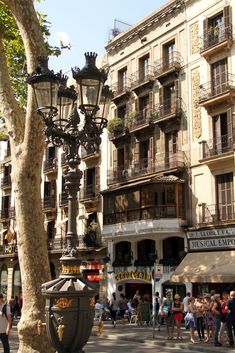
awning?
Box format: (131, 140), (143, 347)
(170, 250), (235, 283)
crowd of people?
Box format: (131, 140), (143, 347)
(94, 289), (235, 348)
(157, 289), (235, 347)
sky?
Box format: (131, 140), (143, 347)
(35, 0), (166, 75)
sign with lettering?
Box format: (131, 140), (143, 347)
(115, 271), (151, 282)
(187, 227), (235, 239)
(189, 236), (235, 251)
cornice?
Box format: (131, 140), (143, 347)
(105, 0), (185, 54)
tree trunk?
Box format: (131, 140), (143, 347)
(0, 0), (55, 352)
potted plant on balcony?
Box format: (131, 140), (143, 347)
(107, 117), (124, 135)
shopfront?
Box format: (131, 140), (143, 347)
(171, 226), (235, 294)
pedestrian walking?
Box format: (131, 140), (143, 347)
(203, 293), (214, 343)
(195, 295), (204, 341)
(109, 293), (119, 327)
(226, 290), (235, 347)
(219, 291), (229, 344)
(212, 293), (222, 347)
(0, 292), (11, 353)
(118, 293), (127, 324)
(185, 297), (197, 343)
(160, 291), (174, 340)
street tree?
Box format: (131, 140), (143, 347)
(0, 0), (57, 352)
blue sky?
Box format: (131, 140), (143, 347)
(35, 0), (166, 74)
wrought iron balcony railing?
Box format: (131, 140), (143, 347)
(59, 192), (68, 207)
(47, 238), (65, 251)
(154, 51), (183, 78)
(42, 196), (56, 209)
(199, 73), (235, 102)
(43, 157), (57, 172)
(200, 133), (234, 159)
(200, 23), (233, 52)
(157, 97), (182, 120)
(199, 202), (235, 224)
(107, 151), (186, 183)
(79, 185), (100, 200)
(0, 208), (10, 219)
(111, 81), (131, 99)
(128, 105), (159, 131)
(130, 66), (154, 89)
(1, 175), (11, 188)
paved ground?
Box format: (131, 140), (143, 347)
(8, 319), (235, 353)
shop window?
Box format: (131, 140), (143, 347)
(0, 265), (8, 297)
(113, 241), (132, 266)
(135, 239), (156, 266)
(162, 237), (184, 266)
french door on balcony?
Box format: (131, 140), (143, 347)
(163, 41), (175, 69)
(216, 172), (234, 220)
(165, 131), (178, 168)
(211, 58), (227, 96)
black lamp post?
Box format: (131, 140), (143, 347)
(27, 53), (108, 353)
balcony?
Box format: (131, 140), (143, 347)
(81, 146), (100, 160)
(199, 74), (235, 110)
(42, 196), (56, 210)
(200, 23), (233, 59)
(104, 204), (184, 226)
(59, 192), (68, 207)
(200, 133), (234, 163)
(107, 151), (186, 184)
(111, 81), (131, 103)
(0, 208), (10, 221)
(47, 238), (64, 252)
(79, 185), (100, 201)
(1, 175), (11, 189)
(128, 106), (158, 132)
(155, 97), (182, 125)
(130, 66), (154, 93)
(43, 157), (58, 174)
(154, 51), (183, 83)
(199, 202), (235, 225)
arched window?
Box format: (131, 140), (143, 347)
(162, 237), (184, 266)
(113, 241), (132, 266)
(135, 239), (156, 266)
(0, 265), (8, 297)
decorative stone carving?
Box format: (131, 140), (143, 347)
(191, 68), (202, 140)
(190, 22), (199, 55)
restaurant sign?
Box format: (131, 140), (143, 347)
(115, 271), (152, 282)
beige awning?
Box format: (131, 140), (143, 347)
(170, 250), (235, 283)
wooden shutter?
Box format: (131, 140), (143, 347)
(159, 86), (163, 116)
(175, 79), (180, 111)
(113, 148), (117, 173)
(227, 108), (232, 147)
(203, 18), (209, 43)
(149, 91), (153, 109)
(223, 6), (231, 29)
(212, 115), (221, 151)
(148, 137), (155, 170)
(134, 139), (140, 164)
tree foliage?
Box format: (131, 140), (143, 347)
(0, 0), (65, 107)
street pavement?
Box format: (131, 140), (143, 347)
(9, 319), (235, 353)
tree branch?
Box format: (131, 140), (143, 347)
(0, 33), (25, 143)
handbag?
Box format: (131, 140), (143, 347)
(185, 312), (193, 321)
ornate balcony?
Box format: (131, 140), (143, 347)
(155, 97), (182, 125)
(0, 208), (10, 220)
(200, 23), (233, 59)
(130, 66), (154, 93)
(154, 51), (183, 83)
(199, 74), (235, 110)
(43, 157), (58, 174)
(199, 202), (235, 225)
(59, 192), (68, 207)
(107, 151), (186, 184)
(1, 175), (11, 189)
(111, 81), (131, 103)
(47, 238), (64, 252)
(81, 146), (100, 160)
(200, 133), (234, 163)
(42, 196), (56, 210)
(128, 106), (158, 132)
(79, 185), (100, 201)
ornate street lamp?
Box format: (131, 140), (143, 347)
(26, 53), (108, 353)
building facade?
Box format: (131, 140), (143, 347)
(0, 0), (235, 303)
(102, 0), (235, 301)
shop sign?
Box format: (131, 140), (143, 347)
(187, 227), (235, 239)
(189, 236), (235, 251)
(115, 271), (151, 282)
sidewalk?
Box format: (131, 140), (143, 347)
(94, 320), (235, 353)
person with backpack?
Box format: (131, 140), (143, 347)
(0, 292), (11, 353)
